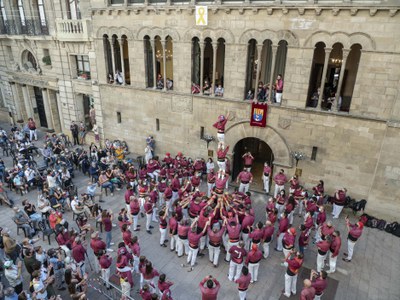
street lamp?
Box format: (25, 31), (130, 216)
(201, 134), (215, 148)
(291, 151), (305, 167)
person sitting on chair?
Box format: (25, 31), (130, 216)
(71, 196), (93, 219)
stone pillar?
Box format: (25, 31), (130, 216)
(10, 82), (23, 121)
(199, 41), (205, 91)
(254, 44), (263, 100)
(162, 39), (167, 91)
(21, 84), (34, 119)
(110, 37), (117, 82)
(334, 49), (350, 111)
(211, 41), (218, 96)
(150, 39), (157, 89)
(56, 91), (65, 132)
(119, 37), (126, 85)
(268, 45), (278, 103)
(318, 47), (332, 107)
(41, 88), (54, 130)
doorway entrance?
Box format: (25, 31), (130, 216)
(34, 87), (48, 128)
(232, 137), (274, 192)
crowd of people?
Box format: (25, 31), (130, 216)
(0, 115), (365, 300)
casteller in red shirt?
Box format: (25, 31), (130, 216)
(199, 276), (220, 300)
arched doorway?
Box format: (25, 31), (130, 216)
(232, 137), (274, 191)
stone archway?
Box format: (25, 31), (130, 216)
(224, 120), (292, 168)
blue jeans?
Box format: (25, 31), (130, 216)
(102, 182), (114, 193)
(106, 231), (112, 248)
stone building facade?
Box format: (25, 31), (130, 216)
(0, 0), (399, 219)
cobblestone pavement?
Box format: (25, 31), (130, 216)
(0, 122), (399, 300)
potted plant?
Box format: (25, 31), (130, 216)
(42, 56), (51, 66)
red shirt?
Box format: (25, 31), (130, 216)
(130, 242), (140, 257)
(217, 146), (229, 161)
(123, 230), (132, 246)
(158, 281), (173, 293)
(311, 277), (327, 295)
(237, 171), (253, 183)
(72, 244), (85, 263)
(177, 223), (190, 238)
(130, 200), (140, 215)
(235, 273), (251, 291)
(274, 173), (287, 185)
(321, 223), (335, 237)
(278, 218), (289, 234)
(300, 286), (316, 300)
(298, 230), (309, 247)
(140, 290), (152, 300)
(227, 224), (241, 241)
(317, 240), (331, 254)
(246, 249), (263, 264)
(199, 278), (220, 300)
(330, 236), (341, 257)
(263, 225), (274, 242)
(286, 256), (303, 275)
(243, 155), (254, 166)
(188, 230), (203, 248)
(90, 238), (106, 254)
(213, 118), (228, 132)
(229, 246), (247, 264)
(249, 228), (264, 243)
(241, 214), (255, 233)
(208, 226), (225, 246)
(124, 190), (134, 204)
(283, 232), (295, 249)
(102, 216), (112, 232)
(144, 202), (153, 214)
(169, 217), (178, 235)
(207, 173), (216, 183)
(99, 254), (112, 269)
(263, 166), (271, 175)
(348, 224), (363, 241)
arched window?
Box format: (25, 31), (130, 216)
(154, 36), (163, 89)
(22, 50), (37, 71)
(274, 40), (288, 82)
(165, 36), (173, 90)
(121, 35), (130, 85)
(244, 39), (257, 98)
(67, 0), (81, 20)
(203, 37), (213, 93)
(215, 38), (225, 96)
(0, 0), (6, 30)
(144, 35), (154, 88)
(103, 34), (113, 83)
(191, 37), (200, 91)
(340, 44), (362, 112)
(306, 42), (326, 108)
(112, 34), (121, 73)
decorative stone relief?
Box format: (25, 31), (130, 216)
(171, 95), (193, 113)
(278, 117), (291, 130)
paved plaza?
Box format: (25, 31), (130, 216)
(0, 122), (400, 300)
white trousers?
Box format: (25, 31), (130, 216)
(101, 267), (110, 288)
(274, 184), (284, 198)
(332, 204), (344, 219)
(217, 133), (225, 143)
(177, 238), (189, 256)
(328, 251), (338, 272)
(283, 248), (292, 259)
(132, 214), (139, 230)
(284, 273), (297, 297)
(263, 175), (270, 193)
(239, 290), (247, 300)
(159, 227), (167, 245)
(29, 129), (37, 141)
(208, 244), (221, 266)
(263, 241), (271, 259)
(121, 281), (131, 296)
(248, 262), (260, 282)
(217, 161), (226, 171)
(276, 233), (285, 251)
(225, 241), (239, 261)
(276, 203), (285, 218)
(242, 233), (250, 251)
(347, 239), (356, 260)
(317, 252), (327, 272)
(239, 182), (249, 193)
(207, 183), (215, 197)
(170, 234), (178, 251)
(228, 261), (243, 281)
(276, 92), (282, 104)
(146, 213), (152, 230)
(187, 246), (199, 267)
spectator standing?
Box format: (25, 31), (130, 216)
(199, 275), (220, 300)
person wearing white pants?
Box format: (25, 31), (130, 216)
(262, 162), (272, 194)
(236, 168), (253, 194)
(275, 74), (284, 104)
(327, 231), (341, 273)
(168, 212), (178, 252)
(158, 209), (168, 247)
(186, 221), (209, 271)
(262, 221), (274, 259)
(213, 113), (229, 142)
(282, 227), (296, 259)
(206, 170), (216, 197)
(343, 219), (363, 262)
(177, 220), (190, 257)
(228, 241), (247, 281)
(283, 251), (304, 298)
(331, 188), (347, 219)
(310, 270), (328, 300)
(99, 253), (112, 289)
(144, 199), (154, 234)
(275, 212), (289, 251)
(316, 236), (331, 272)
(235, 266), (252, 300)
(208, 223), (225, 267)
(273, 169), (287, 197)
(246, 244), (262, 283)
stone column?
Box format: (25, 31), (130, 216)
(10, 82), (23, 121)
(334, 49), (350, 111)
(21, 84), (34, 119)
(268, 45), (278, 102)
(56, 91), (65, 132)
(41, 88), (54, 130)
(318, 47), (332, 107)
(150, 39), (157, 89)
(254, 44), (263, 99)
(211, 41), (218, 96)
(110, 37), (117, 83)
(119, 37), (126, 85)
(199, 41), (205, 91)
(162, 39), (167, 91)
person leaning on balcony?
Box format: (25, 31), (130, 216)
(275, 74), (284, 104)
(214, 83), (224, 97)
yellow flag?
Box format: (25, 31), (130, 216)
(196, 6), (208, 26)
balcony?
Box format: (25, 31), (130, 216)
(0, 19), (48, 36)
(55, 19), (91, 42)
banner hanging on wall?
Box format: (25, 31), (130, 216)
(250, 103), (268, 127)
(195, 6), (208, 26)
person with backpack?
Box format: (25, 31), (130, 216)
(343, 218), (363, 262)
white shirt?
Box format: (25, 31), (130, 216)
(5, 266), (23, 287)
(33, 278), (47, 299)
(206, 162), (215, 173)
(25, 169), (36, 181)
(47, 175), (57, 188)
